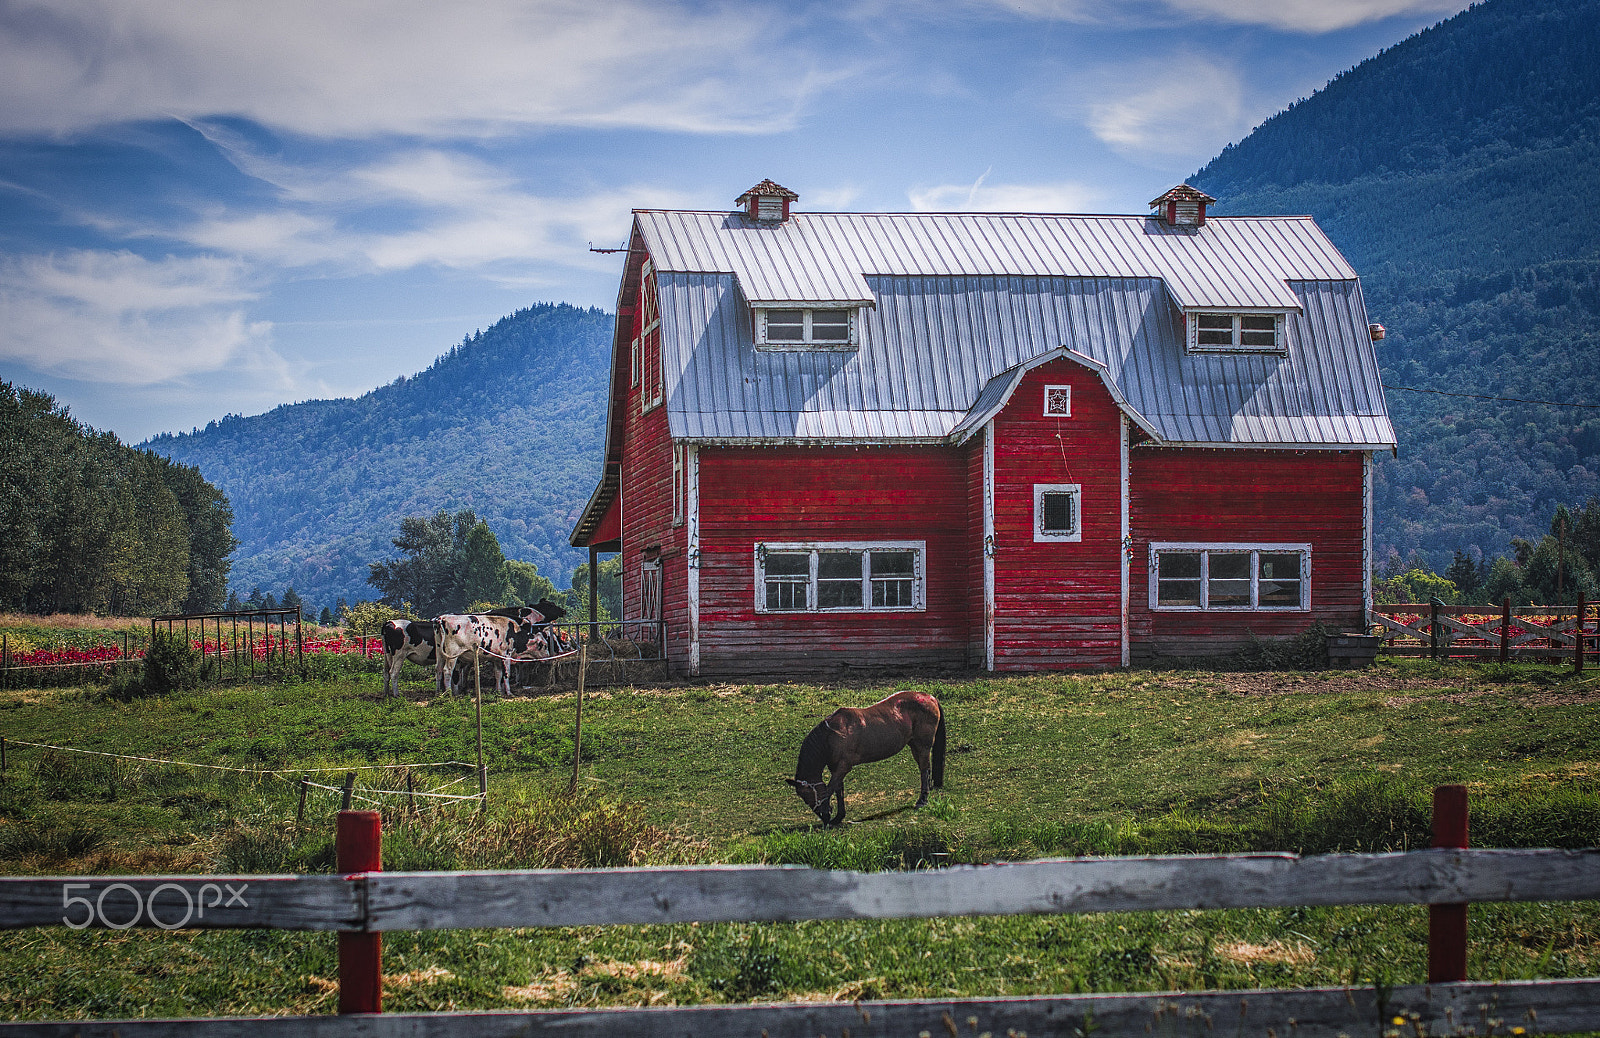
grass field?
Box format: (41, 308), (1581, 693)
(0, 653), (1597, 1021)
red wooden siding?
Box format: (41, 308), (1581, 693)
(989, 359), (1125, 669)
(1128, 448), (1367, 658)
(695, 445), (972, 677)
(618, 260), (690, 672)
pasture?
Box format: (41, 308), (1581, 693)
(0, 650), (1597, 1022)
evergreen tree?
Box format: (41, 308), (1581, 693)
(458, 523), (511, 610)
(281, 586), (303, 613)
(318, 606), (334, 625)
(226, 590), (243, 611)
(1445, 550), (1482, 600)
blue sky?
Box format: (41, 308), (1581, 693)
(0, 0), (1466, 443)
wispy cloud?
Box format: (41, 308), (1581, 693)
(0, 0), (828, 137)
(1083, 54), (1252, 160)
(908, 177), (1104, 213)
(970, 0), (1460, 31)
(0, 250), (285, 385)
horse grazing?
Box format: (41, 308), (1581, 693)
(786, 689), (946, 826)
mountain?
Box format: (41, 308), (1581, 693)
(147, 303), (612, 611)
(1193, 0), (1600, 574)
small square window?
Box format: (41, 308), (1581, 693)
(758, 308), (857, 348)
(1033, 483), (1082, 542)
(1188, 312), (1285, 353)
(1044, 385), (1072, 417)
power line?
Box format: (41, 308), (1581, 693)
(1382, 383), (1600, 410)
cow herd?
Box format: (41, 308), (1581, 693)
(379, 598), (573, 698)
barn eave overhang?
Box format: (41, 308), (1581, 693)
(569, 463), (621, 548)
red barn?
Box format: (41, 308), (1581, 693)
(570, 181), (1395, 677)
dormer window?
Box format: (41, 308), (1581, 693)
(1187, 312), (1286, 353)
(736, 178), (799, 223)
(1149, 184), (1216, 227)
(756, 307), (857, 349)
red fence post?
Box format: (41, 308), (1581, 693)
(1427, 785), (1469, 983)
(336, 810), (382, 1014)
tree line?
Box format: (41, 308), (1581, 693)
(0, 382), (236, 615)
(1376, 499), (1600, 606)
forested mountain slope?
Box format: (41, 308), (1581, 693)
(1193, 0), (1600, 572)
(147, 304), (611, 610)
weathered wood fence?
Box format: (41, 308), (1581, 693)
(1369, 598), (1596, 666)
(2, 789), (1598, 1037)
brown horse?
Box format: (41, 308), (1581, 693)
(785, 689), (946, 825)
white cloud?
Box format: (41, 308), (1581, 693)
(0, 0), (828, 138)
(1083, 55), (1252, 160)
(969, 0), (1461, 31)
(907, 176), (1103, 213)
(1160, 0), (1460, 32)
(0, 250), (286, 386)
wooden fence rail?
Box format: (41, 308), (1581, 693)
(1369, 600), (1593, 663)
(3, 793), (1599, 1037)
(3, 979), (1597, 1038)
(5, 848), (1597, 933)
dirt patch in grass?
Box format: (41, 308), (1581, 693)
(1212, 671), (1457, 695)
(1216, 940), (1315, 967)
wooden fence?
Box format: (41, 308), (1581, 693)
(3, 787), (1599, 1036)
(1369, 599), (1596, 665)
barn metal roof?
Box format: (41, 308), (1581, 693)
(638, 209), (1358, 312)
(654, 265), (1395, 450)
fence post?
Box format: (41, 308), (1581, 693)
(1499, 598), (1511, 664)
(1, 736), (6, 775)
(297, 779), (309, 826)
(1575, 594), (1586, 673)
(1428, 784), (1469, 983)
(570, 643), (587, 796)
(341, 771), (355, 811)
(1429, 597), (1443, 660)
(336, 810), (382, 1015)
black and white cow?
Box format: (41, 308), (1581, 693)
(380, 600), (567, 698)
(381, 619), (436, 697)
(433, 606), (565, 696)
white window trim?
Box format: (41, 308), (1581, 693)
(640, 260), (661, 337)
(753, 540), (926, 614)
(1033, 483), (1082, 543)
(1147, 541), (1311, 611)
(1043, 384), (1072, 417)
(753, 307), (859, 350)
(671, 443), (686, 527)
(630, 335), (641, 388)
(1186, 311), (1287, 354)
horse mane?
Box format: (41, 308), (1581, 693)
(795, 721), (832, 781)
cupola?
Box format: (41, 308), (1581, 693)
(736, 179), (799, 223)
(1149, 184), (1216, 227)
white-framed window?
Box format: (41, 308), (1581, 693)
(1033, 484), (1081, 542)
(1187, 312), (1286, 353)
(671, 443), (686, 527)
(755, 308), (857, 349)
(754, 541), (925, 613)
(1044, 385), (1072, 417)
(640, 261), (660, 334)
(1148, 543), (1310, 611)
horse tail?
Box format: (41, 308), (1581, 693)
(932, 706), (946, 788)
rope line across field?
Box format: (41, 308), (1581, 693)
(0, 738), (485, 808)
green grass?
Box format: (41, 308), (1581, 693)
(0, 655), (1597, 1020)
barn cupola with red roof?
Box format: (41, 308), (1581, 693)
(1149, 184), (1216, 227)
(737, 179), (799, 223)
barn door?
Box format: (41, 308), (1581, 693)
(639, 559), (663, 650)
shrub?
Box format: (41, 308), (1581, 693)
(339, 600), (418, 638)
(141, 633), (202, 695)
